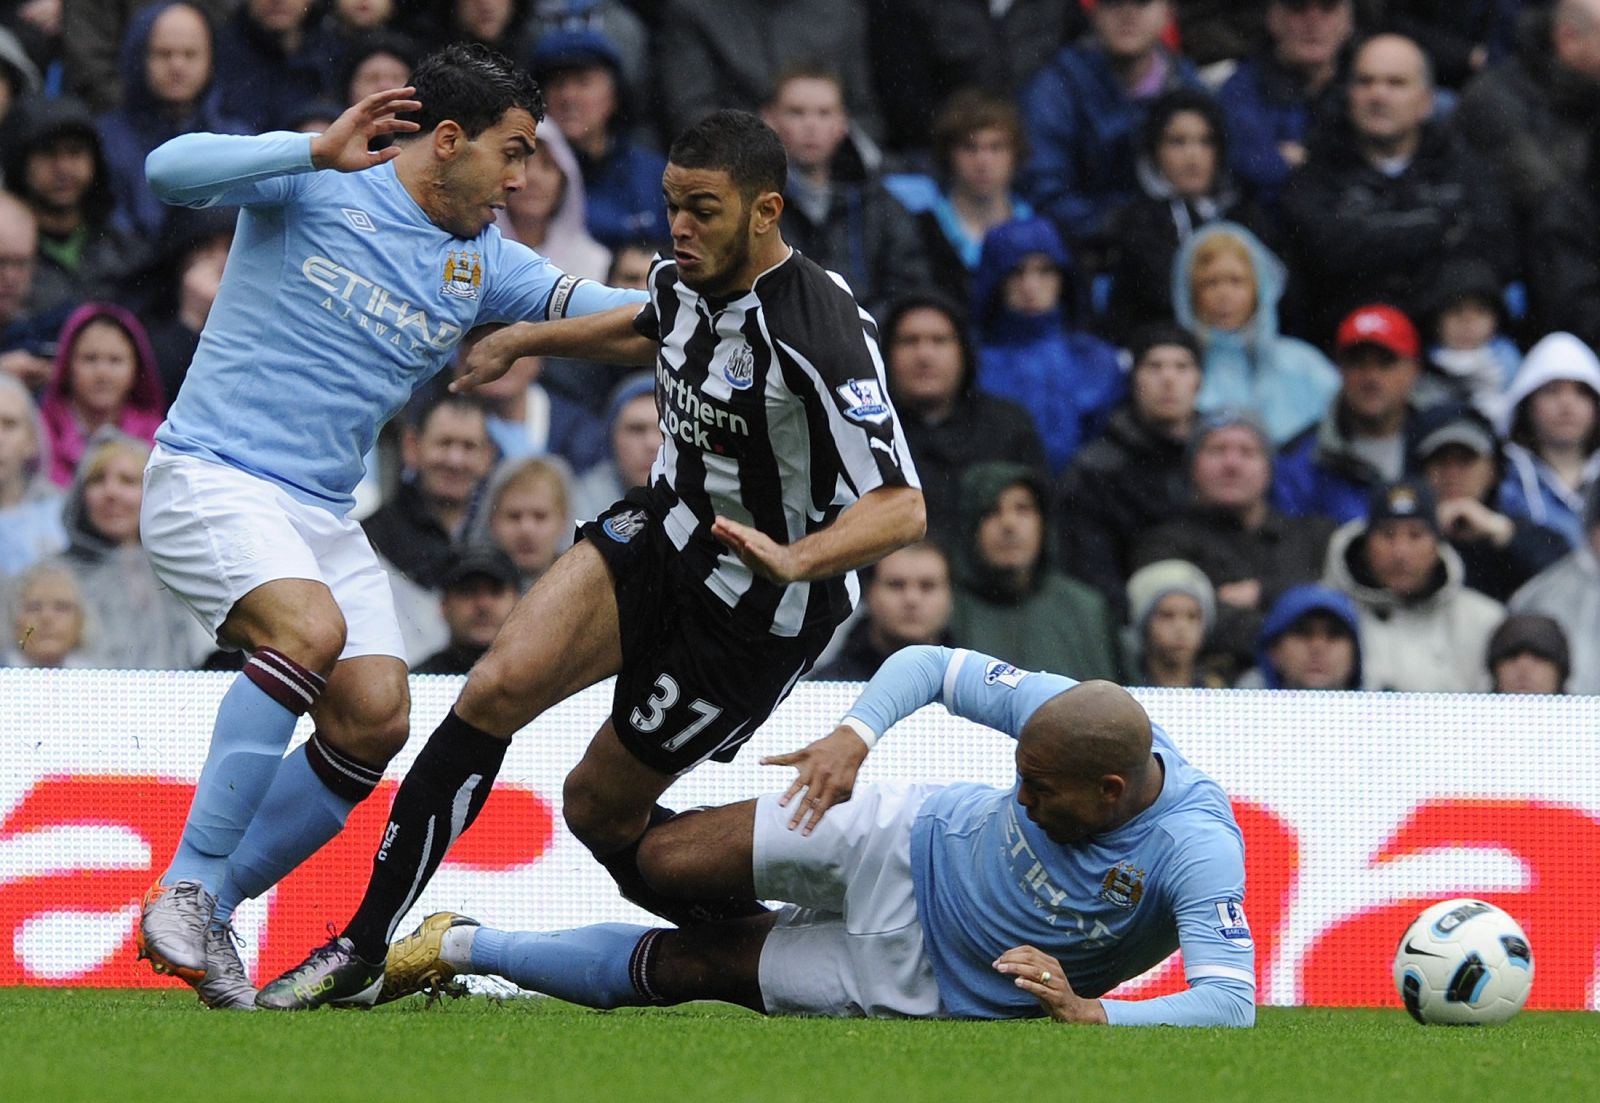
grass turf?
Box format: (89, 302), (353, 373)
(2, 988), (1596, 1103)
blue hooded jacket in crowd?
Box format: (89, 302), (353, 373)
(1249, 583), (1362, 690)
(970, 217), (1122, 476)
(1172, 221), (1339, 446)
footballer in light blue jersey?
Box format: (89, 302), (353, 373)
(844, 646), (1255, 1025)
(147, 130), (644, 513)
(132, 55), (657, 1009)
(372, 645), (1253, 1028)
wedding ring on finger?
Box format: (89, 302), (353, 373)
(1040, 970), (1052, 985)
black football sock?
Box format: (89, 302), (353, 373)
(596, 805), (771, 927)
(341, 709), (507, 961)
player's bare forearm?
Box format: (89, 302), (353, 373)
(713, 485), (924, 585)
(516, 306), (657, 365)
(454, 307), (656, 393)
(791, 485), (926, 580)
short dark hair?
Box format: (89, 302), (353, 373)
(401, 43), (545, 141)
(668, 110), (787, 200)
(340, 30), (422, 100)
(411, 391), (489, 436)
(1128, 321), (1202, 370)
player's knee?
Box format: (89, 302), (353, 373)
(460, 651), (544, 730)
(348, 706), (409, 765)
(272, 614), (346, 673)
(561, 772), (640, 855)
(317, 690), (409, 766)
(634, 829), (685, 891)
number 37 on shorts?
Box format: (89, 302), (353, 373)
(629, 673), (725, 754)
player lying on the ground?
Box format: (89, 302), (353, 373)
(380, 647), (1256, 1026)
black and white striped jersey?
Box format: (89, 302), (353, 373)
(630, 248), (919, 638)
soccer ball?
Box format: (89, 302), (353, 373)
(1393, 899), (1534, 1025)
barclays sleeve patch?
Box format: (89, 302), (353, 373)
(835, 378), (891, 424)
(982, 660), (1028, 689)
(1213, 900), (1253, 948)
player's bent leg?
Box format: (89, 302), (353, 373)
(142, 579), (346, 982)
(214, 657), (406, 925)
(259, 544), (628, 1010)
(634, 801), (759, 902)
(312, 655), (411, 766)
(565, 727), (769, 926)
(455, 539), (624, 734)
(562, 720), (677, 856)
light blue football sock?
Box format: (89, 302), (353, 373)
(212, 743), (356, 923)
(470, 925), (657, 1008)
(165, 674), (301, 892)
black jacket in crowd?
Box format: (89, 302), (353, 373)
(1279, 116), (1515, 344)
(1132, 503), (1337, 677)
(1054, 404), (1192, 611)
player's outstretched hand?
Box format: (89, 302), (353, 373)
(711, 516), (802, 583)
(310, 87), (422, 173)
(453, 322), (535, 393)
(762, 724), (870, 834)
(993, 946), (1107, 1024)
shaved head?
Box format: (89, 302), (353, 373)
(1019, 681), (1153, 782)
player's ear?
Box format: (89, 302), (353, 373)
(751, 189), (783, 235)
(1099, 774), (1127, 804)
(431, 119), (464, 160)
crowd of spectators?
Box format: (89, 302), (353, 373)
(1, 0), (1596, 697)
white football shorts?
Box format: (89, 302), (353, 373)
(753, 780), (946, 1019)
(140, 445), (405, 661)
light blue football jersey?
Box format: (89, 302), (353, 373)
(843, 646), (1255, 1025)
(146, 131), (646, 512)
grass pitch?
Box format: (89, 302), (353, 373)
(2, 988), (1596, 1103)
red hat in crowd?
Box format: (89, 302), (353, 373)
(1335, 304), (1420, 360)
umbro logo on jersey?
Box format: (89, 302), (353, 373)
(341, 207), (376, 233)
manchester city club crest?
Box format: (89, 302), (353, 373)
(1098, 861), (1146, 909)
(441, 250), (482, 299)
